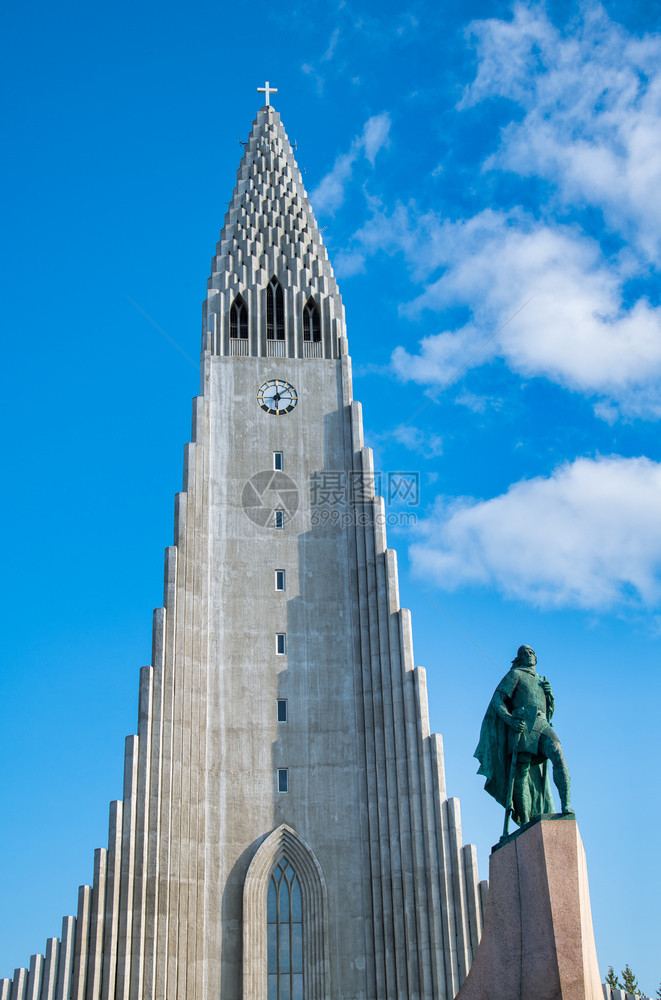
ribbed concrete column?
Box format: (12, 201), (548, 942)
(56, 916), (76, 1000)
(10, 968), (28, 1000)
(152, 544), (178, 1000)
(478, 880), (489, 919)
(0, 981), (11, 1000)
(71, 887), (92, 1000)
(101, 802), (123, 1000)
(356, 472), (396, 996)
(415, 672), (446, 1000)
(447, 797), (472, 981)
(129, 665), (154, 1000)
(462, 844), (483, 952)
(141, 603), (169, 1000)
(116, 736), (139, 1000)
(25, 955), (43, 1000)
(85, 849), (107, 1000)
(41, 939), (59, 1000)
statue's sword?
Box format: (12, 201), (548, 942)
(540, 675), (551, 808)
(502, 730), (522, 840)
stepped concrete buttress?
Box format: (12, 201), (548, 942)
(455, 815), (602, 1000)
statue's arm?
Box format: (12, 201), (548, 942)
(490, 675), (525, 731)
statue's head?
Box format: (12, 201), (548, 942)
(512, 644), (537, 668)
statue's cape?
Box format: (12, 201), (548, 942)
(474, 684), (554, 827)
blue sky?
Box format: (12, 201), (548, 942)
(1, 0), (660, 992)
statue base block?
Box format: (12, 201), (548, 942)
(455, 815), (602, 1000)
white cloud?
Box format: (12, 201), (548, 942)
(454, 390), (502, 414)
(359, 206), (661, 418)
(301, 62), (325, 96)
(367, 424), (444, 461)
(322, 27), (340, 62)
(310, 113), (391, 215)
(327, 6), (661, 421)
(392, 425), (444, 456)
(462, 3), (661, 261)
(310, 152), (357, 215)
(410, 455), (661, 610)
(352, 201), (440, 279)
(334, 250), (366, 278)
(362, 112), (391, 165)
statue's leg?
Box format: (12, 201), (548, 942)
(541, 736), (573, 814)
(513, 754), (532, 825)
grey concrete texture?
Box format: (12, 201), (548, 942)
(455, 816), (602, 1000)
(3, 108), (485, 999)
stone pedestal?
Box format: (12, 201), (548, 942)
(456, 815), (602, 1000)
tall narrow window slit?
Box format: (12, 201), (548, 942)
(267, 278), (285, 340)
(230, 295), (248, 339)
(303, 298), (321, 342)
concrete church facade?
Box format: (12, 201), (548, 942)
(2, 102), (485, 1000)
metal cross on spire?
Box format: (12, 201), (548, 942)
(257, 80), (278, 106)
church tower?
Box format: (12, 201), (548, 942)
(1, 98), (485, 1000)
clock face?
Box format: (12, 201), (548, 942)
(257, 379), (298, 415)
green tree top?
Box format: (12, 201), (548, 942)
(606, 968), (622, 990)
(621, 965), (641, 996)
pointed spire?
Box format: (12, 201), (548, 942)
(202, 107), (345, 360)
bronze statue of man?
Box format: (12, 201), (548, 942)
(475, 645), (573, 827)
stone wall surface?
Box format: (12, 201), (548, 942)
(455, 816), (602, 1000)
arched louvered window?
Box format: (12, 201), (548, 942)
(268, 859), (304, 1000)
(302, 298), (321, 342)
(267, 277), (285, 340)
(242, 824), (329, 1000)
(230, 295), (248, 339)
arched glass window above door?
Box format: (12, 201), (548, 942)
(267, 858), (304, 1000)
